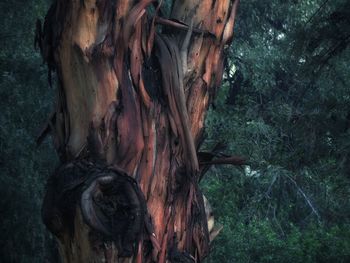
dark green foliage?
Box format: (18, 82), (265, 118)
(0, 0), (58, 262)
(202, 0), (350, 262)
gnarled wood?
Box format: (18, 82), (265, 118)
(38, 0), (240, 262)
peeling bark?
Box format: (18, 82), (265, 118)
(38, 0), (240, 262)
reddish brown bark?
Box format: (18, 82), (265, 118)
(37, 0), (240, 262)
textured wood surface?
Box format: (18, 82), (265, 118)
(38, 1), (239, 262)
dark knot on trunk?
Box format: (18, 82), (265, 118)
(42, 160), (146, 257)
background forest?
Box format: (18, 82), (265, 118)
(0, 0), (349, 262)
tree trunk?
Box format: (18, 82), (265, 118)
(37, 0), (239, 262)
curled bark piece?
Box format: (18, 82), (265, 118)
(209, 224), (223, 243)
(160, 36), (199, 175)
(124, 0), (155, 45)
